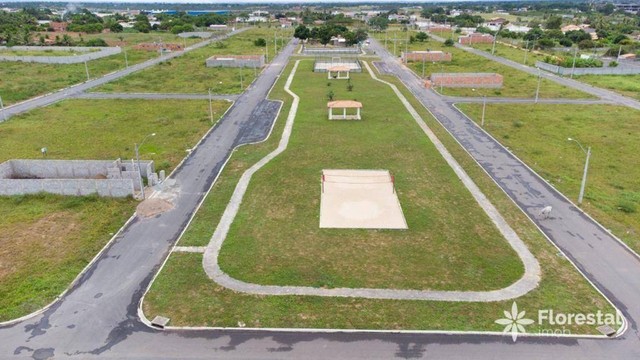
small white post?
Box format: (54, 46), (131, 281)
(357, 107), (360, 119)
(535, 68), (541, 103)
(481, 95), (486, 126)
(343, 107), (346, 119)
(208, 88), (214, 124)
(0, 95), (6, 122)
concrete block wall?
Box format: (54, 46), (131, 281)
(0, 179), (134, 197)
(0, 159), (156, 197)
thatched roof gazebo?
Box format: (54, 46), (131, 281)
(327, 100), (362, 120)
(327, 65), (351, 79)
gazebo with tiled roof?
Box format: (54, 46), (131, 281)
(327, 100), (362, 120)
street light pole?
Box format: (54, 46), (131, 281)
(124, 47), (129, 68)
(568, 138), (591, 204)
(422, 54), (426, 77)
(135, 133), (156, 200)
(523, 40), (529, 64)
(570, 46), (578, 79)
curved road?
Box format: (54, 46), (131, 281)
(1, 36), (640, 359)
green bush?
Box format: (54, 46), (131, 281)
(618, 200), (637, 213)
(444, 38), (455, 47)
(253, 38), (266, 47)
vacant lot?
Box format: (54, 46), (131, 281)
(575, 74), (640, 101)
(0, 32), (208, 105)
(458, 103), (640, 253)
(0, 99), (228, 172)
(143, 61), (615, 332)
(96, 27), (292, 95)
(371, 32), (590, 99)
(0, 194), (135, 321)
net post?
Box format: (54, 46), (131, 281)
(391, 174), (395, 194)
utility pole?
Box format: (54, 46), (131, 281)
(240, 66), (244, 90)
(208, 88), (214, 124)
(570, 46), (578, 79)
(124, 48), (129, 68)
(535, 68), (542, 103)
(422, 54), (426, 77)
(481, 95), (486, 126)
(617, 45), (622, 60)
(265, 41), (268, 63)
(274, 29), (278, 54)
(0, 95), (6, 122)
(523, 40), (529, 64)
(84, 61), (90, 81)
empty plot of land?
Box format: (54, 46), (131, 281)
(320, 169), (407, 229)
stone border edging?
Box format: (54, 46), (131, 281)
(202, 59), (541, 301)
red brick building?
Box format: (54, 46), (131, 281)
(458, 33), (494, 45)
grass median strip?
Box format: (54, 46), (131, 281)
(143, 59), (615, 332)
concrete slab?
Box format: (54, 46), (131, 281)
(320, 169), (407, 229)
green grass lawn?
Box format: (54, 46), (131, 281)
(575, 74), (640, 101)
(0, 31), (210, 105)
(143, 60), (615, 332)
(0, 98), (230, 321)
(469, 41), (547, 67)
(371, 32), (591, 99)
(0, 99), (229, 172)
(457, 103), (640, 253)
(0, 194), (135, 321)
(96, 27), (292, 95)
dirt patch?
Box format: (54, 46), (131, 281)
(136, 198), (174, 218)
(0, 212), (79, 281)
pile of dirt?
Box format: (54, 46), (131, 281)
(136, 198), (174, 218)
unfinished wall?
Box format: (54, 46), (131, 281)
(0, 46), (121, 64)
(206, 55), (265, 68)
(0, 159), (156, 197)
(459, 33), (494, 45)
(402, 51), (452, 63)
(430, 73), (503, 88)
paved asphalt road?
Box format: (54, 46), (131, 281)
(0, 28), (247, 122)
(74, 92), (239, 101)
(2, 36), (640, 359)
(428, 33), (640, 110)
